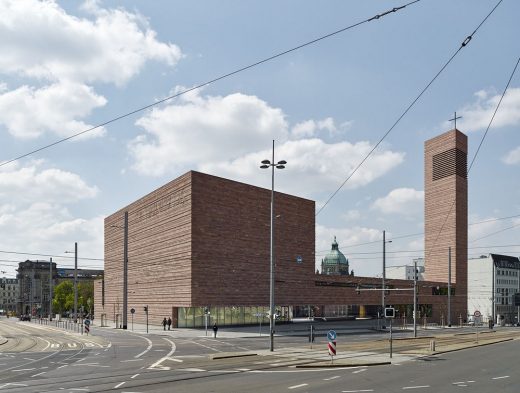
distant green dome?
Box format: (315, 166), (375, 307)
(321, 236), (349, 275)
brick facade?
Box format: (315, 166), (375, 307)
(424, 129), (468, 320)
(95, 170), (460, 327)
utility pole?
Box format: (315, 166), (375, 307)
(123, 211), (128, 330)
(49, 257), (53, 321)
(413, 258), (417, 337)
(382, 230), (386, 312)
(74, 242), (78, 323)
(448, 247), (451, 327)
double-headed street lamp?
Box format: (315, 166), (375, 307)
(260, 140), (286, 352)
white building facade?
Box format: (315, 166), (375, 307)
(0, 278), (19, 315)
(467, 254), (520, 325)
(386, 258), (425, 281)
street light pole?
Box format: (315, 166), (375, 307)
(260, 140), (286, 352)
(49, 257), (53, 321)
(382, 230), (386, 312)
(123, 211), (128, 330)
(413, 258), (417, 337)
(74, 242), (78, 323)
(448, 246), (451, 327)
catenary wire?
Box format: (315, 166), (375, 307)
(0, 1), (420, 168)
(315, 0), (504, 217)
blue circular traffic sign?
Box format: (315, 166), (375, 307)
(327, 330), (337, 341)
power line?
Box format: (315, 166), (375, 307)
(0, 1), (420, 169)
(315, 0), (504, 217)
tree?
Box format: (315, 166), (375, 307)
(78, 281), (94, 316)
(52, 281), (74, 315)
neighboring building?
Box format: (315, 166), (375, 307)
(95, 170), (459, 328)
(424, 129), (468, 321)
(0, 278), (19, 315)
(321, 237), (350, 276)
(468, 254), (520, 324)
(386, 258), (425, 281)
(17, 260), (58, 317)
(17, 260), (103, 317)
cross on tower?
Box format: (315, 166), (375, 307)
(449, 112), (462, 130)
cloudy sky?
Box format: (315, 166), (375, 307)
(0, 0), (519, 278)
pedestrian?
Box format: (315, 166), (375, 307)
(162, 317), (167, 331)
(167, 317), (172, 330)
(213, 323), (218, 338)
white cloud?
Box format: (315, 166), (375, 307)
(0, 161), (99, 204)
(372, 188), (424, 216)
(342, 209), (361, 221)
(201, 138), (404, 198)
(449, 87), (520, 132)
(0, 81), (106, 139)
(130, 90), (289, 176)
(503, 146), (520, 165)
(0, 0), (182, 85)
(291, 117), (342, 138)
(0, 161), (103, 275)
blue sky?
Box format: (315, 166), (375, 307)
(0, 0), (519, 278)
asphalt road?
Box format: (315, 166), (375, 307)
(0, 318), (518, 392)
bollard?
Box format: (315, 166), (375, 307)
(429, 339), (436, 352)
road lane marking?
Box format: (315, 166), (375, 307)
(402, 386), (430, 390)
(324, 376), (340, 381)
(342, 390), (374, 393)
(31, 372), (46, 377)
(288, 384), (308, 389)
(236, 368), (251, 371)
(131, 374), (140, 379)
(114, 382), (125, 389)
(12, 368), (36, 372)
(57, 365), (68, 369)
(23, 358), (36, 361)
(148, 338), (177, 370)
(352, 368), (367, 374)
(492, 376), (509, 380)
(179, 368), (206, 372)
(134, 336), (153, 359)
(121, 359), (144, 362)
(0, 383), (28, 389)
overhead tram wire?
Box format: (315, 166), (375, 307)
(0, 1), (420, 169)
(424, 55), (520, 262)
(315, 0), (504, 217)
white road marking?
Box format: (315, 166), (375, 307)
(288, 384), (308, 389)
(352, 368), (368, 374)
(236, 368), (251, 371)
(492, 376), (509, 380)
(68, 389), (89, 391)
(38, 337), (51, 351)
(179, 368), (206, 372)
(134, 336), (153, 359)
(131, 374), (140, 379)
(324, 376), (340, 381)
(114, 382), (125, 389)
(57, 365), (68, 369)
(402, 386), (430, 390)
(67, 343), (77, 348)
(12, 368), (36, 372)
(148, 338), (177, 370)
(342, 390), (374, 393)
(121, 358), (144, 362)
(23, 358), (35, 361)
(0, 383), (29, 389)
(51, 344), (60, 349)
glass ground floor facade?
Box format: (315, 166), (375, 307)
(173, 303), (434, 328)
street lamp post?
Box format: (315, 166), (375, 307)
(260, 140), (286, 352)
(382, 230), (392, 328)
(65, 242), (78, 323)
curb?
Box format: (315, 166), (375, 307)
(296, 361), (391, 368)
(210, 352), (258, 360)
(0, 336), (7, 345)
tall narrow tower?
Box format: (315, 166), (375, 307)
(424, 129), (468, 319)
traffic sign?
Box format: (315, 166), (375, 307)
(130, 308), (135, 314)
(327, 330), (337, 341)
(473, 310), (481, 318)
(328, 340), (336, 356)
(84, 319), (91, 326)
(85, 324), (90, 334)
